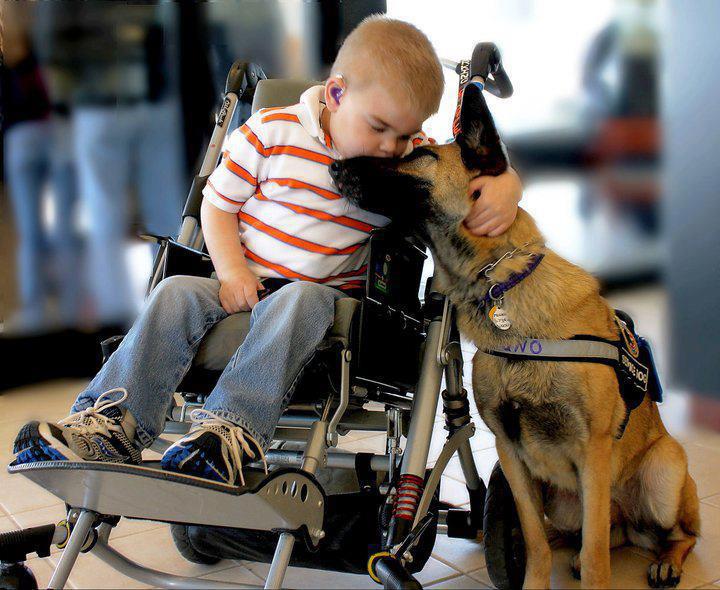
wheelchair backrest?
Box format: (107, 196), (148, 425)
(251, 79), (318, 114)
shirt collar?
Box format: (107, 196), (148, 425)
(298, 85), (335, 153)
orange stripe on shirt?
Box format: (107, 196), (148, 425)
(254, 189), (375, 233)
(240, 125), (267, 157)
(261, 113), (301, 124)
(239, 211), (363, 256)
(207, 180), (244, 205)
(225, 157), (257, 185)
(265, 178), (340, 200)
(267, 145), (334, 165)
(244, 247), (367, 283)
(240, 125), (333, 166)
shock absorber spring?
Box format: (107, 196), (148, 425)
(392, 473), (425, 522)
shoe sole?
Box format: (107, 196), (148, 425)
(13, 421), (86, 463)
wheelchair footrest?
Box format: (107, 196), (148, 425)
(7, 462), (325, 546)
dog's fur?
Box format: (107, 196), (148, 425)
(331, 85), (700, 589)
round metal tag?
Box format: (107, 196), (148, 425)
(489, 305), (511, 330)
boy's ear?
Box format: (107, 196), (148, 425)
(456, 83), (507, 175)
(325, 77), (345, 112)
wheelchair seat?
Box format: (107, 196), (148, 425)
(192, 297), (360, 373)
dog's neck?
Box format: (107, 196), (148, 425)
(429, 208), (546, 299)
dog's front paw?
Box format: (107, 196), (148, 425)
(647, 560), (681, 588)
(569, 552), (581, 580)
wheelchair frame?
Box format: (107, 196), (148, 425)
(2, 61), (492, 590)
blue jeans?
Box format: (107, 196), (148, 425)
(70, 276), (347, 450)
(73, 100), (186, 323)
(4, 117), (80, 327)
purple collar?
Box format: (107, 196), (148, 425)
(478, 253), (545, 309)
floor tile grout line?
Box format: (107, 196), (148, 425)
(424, 570), (469, 588)
(425, 571), (467, 588)
(429, 552), (479, 576)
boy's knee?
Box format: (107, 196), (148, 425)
(151, 275), (218, 306)
(277, 281), (333, 300)
(269, 281), (338, 313)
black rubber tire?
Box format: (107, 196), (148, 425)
(0, 562), (38, 590)
(170, 525), (221, 565)
(483, 462), (526, 590)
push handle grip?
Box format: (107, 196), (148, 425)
(224, 61), (266, 97)
(469, 42), (513, 98)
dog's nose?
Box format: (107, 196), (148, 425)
(330, 161), (341, 175)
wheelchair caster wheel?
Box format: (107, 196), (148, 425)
(483, 462), (526, 590)
(0, 562), (38, 590)
(170, 525), (221, 565)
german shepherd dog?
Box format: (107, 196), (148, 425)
(330, 85), (699, 589)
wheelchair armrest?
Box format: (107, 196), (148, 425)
(328, 297), (361, 350)
(149, 238), (216, 288)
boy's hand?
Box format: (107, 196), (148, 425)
(218, 268), (264, 313)
(463, 168), (523, 237)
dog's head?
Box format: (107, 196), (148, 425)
(330, 83), (508, 240)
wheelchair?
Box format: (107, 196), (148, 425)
(1, 44), (525, 590)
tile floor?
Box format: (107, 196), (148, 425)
(2, 287), (720, 589)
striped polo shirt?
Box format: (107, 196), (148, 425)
(202, 85), (402, 292)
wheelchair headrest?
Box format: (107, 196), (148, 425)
(251, 79), (320, 114)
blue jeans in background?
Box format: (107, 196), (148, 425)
(70, 276), (347, 450)
(4, 117), (80, 330)
(73, 100), (186, 324)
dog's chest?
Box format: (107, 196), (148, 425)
(479, 396), (587, 490)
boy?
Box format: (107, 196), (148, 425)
(13, 16), (522, 485)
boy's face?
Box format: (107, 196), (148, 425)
(325, 81), (425, 160)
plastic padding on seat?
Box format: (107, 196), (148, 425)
(251, 79), (318, 114)
(328, 298), (359, 348)
(193, 313), (252, 372)
(193, 298), (360, 371)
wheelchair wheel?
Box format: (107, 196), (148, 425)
(483, 461), (526, 590)
(170, 525), (221, 565)
(0, 562), (38, 590)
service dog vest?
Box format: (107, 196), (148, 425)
(484, 310), (662, 438)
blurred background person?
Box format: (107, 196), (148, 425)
(1, 1), (81, 334)
(33, 1), (187, 328)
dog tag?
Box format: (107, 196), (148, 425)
(489, 305), (511, 330)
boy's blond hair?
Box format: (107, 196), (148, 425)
(331, 15), (444, 120)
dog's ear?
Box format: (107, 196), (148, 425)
(456, 83), (507, 175)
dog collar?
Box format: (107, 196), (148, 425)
(478, 253), (545, 309)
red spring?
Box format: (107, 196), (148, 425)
(392, 474), (425, 521)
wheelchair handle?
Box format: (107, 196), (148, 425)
(442, 42), (513, 98)
(224, 61), (267, 99)
(446, 42), (513, 138)
(469, 42), (513, 98)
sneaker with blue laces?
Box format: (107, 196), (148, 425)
(12, 388), (142, 466)
(161, 410), (267, 486)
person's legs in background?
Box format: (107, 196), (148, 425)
(73, 106), (134, 326)
(136, 100), (186, 246)
(48, 114), (83, 327)
(4, 119), (52, 332)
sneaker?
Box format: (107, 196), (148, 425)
(161, 410), (267, 486)
(13, 388), (142, 466)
